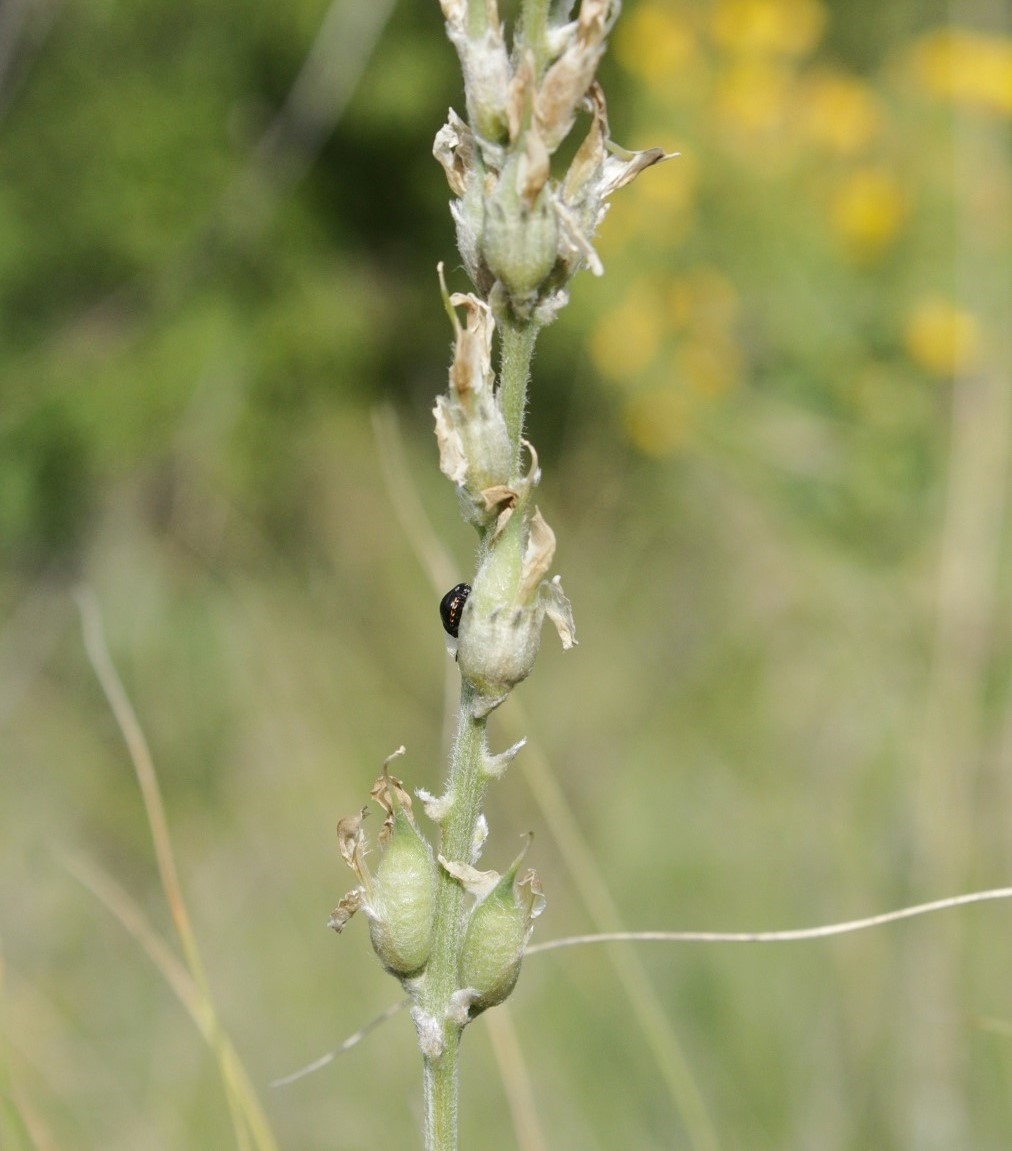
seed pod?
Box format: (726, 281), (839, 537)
(368, 808), (438, 979)
(456, 506), (576, 712)
(459, 860), (544, 1015)
(481, 154), (559, 307)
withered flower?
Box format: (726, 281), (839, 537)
(433, 0), (673, 320)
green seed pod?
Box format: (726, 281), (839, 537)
(367, 809), (437, 978)
(481, 154), (559, 305)
(456, 505), (576, 712)
(459, 863), (544, 1015)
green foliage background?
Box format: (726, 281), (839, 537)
(1, 1), (1010, 1148)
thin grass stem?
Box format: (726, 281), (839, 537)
(526, 886), (1012, 952)
(75, 592), (278, 1151)
(485, 1007), (550, 1151)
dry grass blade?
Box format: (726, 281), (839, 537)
(75, 590), (279, 1151)
(251, 0), (399, 195)
(63, 854), (200, 1017)
(62, 854), (278, 1151)
(484, 1007), (549, 1151)
(269, 999), (410, 1088)
(526, 885), (1012, 952)
(372, 405), (458, 593)
(372, 404), (462, 753)
(76, 590), (204, 984)
(0, 944), (57, 1151)
(502, 721), (720, 1151)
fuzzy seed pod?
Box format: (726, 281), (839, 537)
(456, 505), (576, 712)
(459, 862), (545, 1015)
(481, 153), (559, 308)
(367, 808), (438, 978)
(331, 761), (438, 980)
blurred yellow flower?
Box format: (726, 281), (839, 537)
(829, 167), (908, 260)
(607, 150), (696, 248)
(591, 284), (665, 383)
(710, 0), (826, 58)
(635, 148), (697, 212)
(667, 265), (739, 334)
(903, 297), (982, 377)
(624, 387), (691, 455)
(907, 28), (1012, 117)
(614, 2), (704, 95)
(596, 189), (645, 256)
(597, 151), (696, 256)
(800, 68), (885, 154)
(714, 59), (795, 136)
(675, 338), (743, 395)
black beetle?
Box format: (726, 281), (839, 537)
(439, 583), (471, 638)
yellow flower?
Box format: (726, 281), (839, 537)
(615, 2), (704, 95)
(714, 59), (796, 137)
(799, 67), (884, 155)
(710, 0), (826, 58)
(596, 189), (642, 256)
(635, 148), (697, 212)
(903, 297), (982, 377)
(624, 387), (691, 455)
(829, 167), (908, 261)
(675, 338), (743, 395)
(596, 148), (696, 257)
(590, 284), (665, 383)
(667, 265), (739, 335)
(907, 28), (1012, 117)
(601, 150), (696, 249)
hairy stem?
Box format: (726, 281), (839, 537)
(518, 0), (552, 75)
(422, 320), (540, 1151)
(421, 682), (487, 1151)
(499, 317), (540, 468)
(423, 1044), (460, 1151)
(465, 0), (488, 37)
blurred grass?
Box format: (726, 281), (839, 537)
(2, 0), (1011, 1148)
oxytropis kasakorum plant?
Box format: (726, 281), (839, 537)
(330, 2), (669, 1147)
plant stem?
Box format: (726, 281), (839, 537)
(465, 0), (488, 37)
(518, 0), (552, 75)
(422, 681), (488, 1151)
(498, 317), (539, 468)
(422, 319), (540, 1150)
(423, 1031), (460, 1151)
(421, 290), (541, 1151)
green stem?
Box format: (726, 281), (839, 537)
(498, 317), (540, 468)
(421, 682), (488, 1151)
(465, 0), (488, 37)
(423, 1044), (459, 1151)
(517, 0), (552, 76)
(421, 289), (540, 1151)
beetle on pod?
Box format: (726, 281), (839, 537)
(439, 583), (471, 638)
